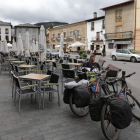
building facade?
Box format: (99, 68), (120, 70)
(0, 21), (12, 42)
(14, 23), (40, 47)
(49, 21), (87, 52)
(100, 0), (134, 55)
(86, 13), (105, 54)
(134, 0), (140, 52)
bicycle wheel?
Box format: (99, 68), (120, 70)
(101, 102), (121, 140)
(126, 91), (140, 120)
(69, 93), (89, 117)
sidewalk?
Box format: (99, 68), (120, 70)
(0, 67), (140, 140)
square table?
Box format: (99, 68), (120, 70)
(18, 65), (37, 73)
(6, 58), (18, 61)
(77, 59), (86, 62)
(19, 73), (50, 109)
(12, 61), (25, 65)
(68, 63), (82, 70)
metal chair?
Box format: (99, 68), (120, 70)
(41, 73), (60, 109)
(14, 75), (38, 112)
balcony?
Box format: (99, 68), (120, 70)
(51, 38), (55, 42)
(76, 35), (81, 40)
(91, 36), (103, 42)
(56, 37), (60, 41)
(104, 31), (133, 40)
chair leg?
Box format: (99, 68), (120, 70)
(14, 89), (17, 106)
(58, 86), (60, 106)
(42, 92), (45, 110)
(19, 94), (21, 113)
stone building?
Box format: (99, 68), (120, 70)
(14, 23), (40, 47)
(100, 0), (134, 55)
(49, 21), (87, 52)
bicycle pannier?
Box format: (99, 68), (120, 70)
(74, 86), (90, 107)
(63, 88), (74, 104)
(89, 97), (103, 121)
(109, 97), (132, 129)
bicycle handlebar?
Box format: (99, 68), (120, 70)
(107, 72), (136, 85)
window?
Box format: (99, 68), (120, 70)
(33, 28), (36, 33)
(122, 50), (129, 54)
(108, 43), (114, 49)
(70, 31), (73, 37)
(115, 25), (122, 38)
(91, 22), (94, 30)
(53, 34), (55, 40)
(5, 28), (9, 34)
(96, 32), (100, 40)
(116, 49), (122, 53)
(32, 35), (36, 41)
(64, 32), (66, 39)
(58, 33), (60, 39)
(77, 30), (81, 38)
(0, 28), (1, 34)
(102, 20), (105, 29)
(116, 9), (122, 22)
(0, 35), (1, 41)
(19, 28), (22, 33)
(5, 35), (9, 41)
(96, 45), (100, 50)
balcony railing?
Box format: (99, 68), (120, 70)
(56, 37), (60, 41)
(91, 36), (103, 42)
(51, 38), (55, 41)
(104, 31), (133, 40)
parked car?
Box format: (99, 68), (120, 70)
(46, 49), (59, 56)
(111, 49), (140, 62)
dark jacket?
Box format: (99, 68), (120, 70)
(86, 61), (100, 71)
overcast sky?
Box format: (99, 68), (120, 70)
(0, 0), (128, 25)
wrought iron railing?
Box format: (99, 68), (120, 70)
(104, 31), (133, 39)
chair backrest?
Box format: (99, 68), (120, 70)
(59, 59), (63, 64)
(49, 73), (59, 83)
(40, 64), (44, 70)
(106, 70), (118, 78)
(107, 64), (121, 71)
(69, 59), (72, 63)
(78, 61), (83, 63)
(61, 64), (70, 69)
(77, 72), (88, 80)
(11, 63), (15, 71)
(52, 62), (56, 68)
(47, 70), (53, 75)
(98, 59), (106, 67)
(13, 75), (21, 89)
(73, 59), (77, 63)
(62, 69), (75, 79)
(15, 65), (19, 72)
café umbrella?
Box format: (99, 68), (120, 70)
(12, 39), (17, 52)
(59, 32), (64, 57)
(17, 34), (23, 55)
(3, 39), (9, 53)
(39, 25), (46, 62)
(25, 31), (30, 57)
(0, 41), (3, 52)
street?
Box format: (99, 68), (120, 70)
(0, 55), (140, 140)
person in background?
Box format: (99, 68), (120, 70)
(85, 54), (100, 71)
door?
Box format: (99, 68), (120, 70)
(121, 50), (130, 60)
(53, 45), (55, 49)
(63, 44), (66, 52)
(96, 32), (100, 40)
(91, 45), (94, 52)
(115, 26), (122, 38)
(116, 49), (123, 60)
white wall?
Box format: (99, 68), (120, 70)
(0, 25), (11, 41)
(87, 19), (105, 50)
(16, 27), (39, 47)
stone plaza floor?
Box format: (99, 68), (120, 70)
(0, 61), (140, 140)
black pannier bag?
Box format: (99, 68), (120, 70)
(63, 88), (74, 104)
(109, 97), (132, 129)
(89, 97), (103, 121)
(73, 86), (90, 107)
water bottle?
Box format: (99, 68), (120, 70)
(92, 83), (97, 92)
(119, 93), (125, 99)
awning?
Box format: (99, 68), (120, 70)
(115, 41), (132, 44)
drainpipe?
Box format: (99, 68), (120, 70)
(134, 0), (137, 50)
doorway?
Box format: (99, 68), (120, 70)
(91, 45), (94, 51)
(77, 47), (80, 51)
(117, 44), (122, 49)
(63, 44), (66, 52)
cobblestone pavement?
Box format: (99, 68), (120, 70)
(0, 59), (140, 140)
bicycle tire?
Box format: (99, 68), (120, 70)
(101, 102), (121, 140)
(69, 93), (89, 117)
(126, 91), (140, 120)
